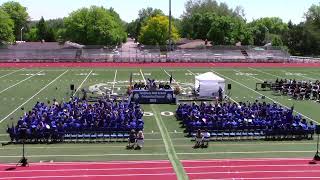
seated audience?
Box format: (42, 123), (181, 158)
(136, 130), (144, 150)
(194, 129), (204, 148)
(8, 97), (144, 143)
(127, 129), (137, 149)
(176, 101), (314, 141)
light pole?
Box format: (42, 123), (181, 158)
(20, 27), (24, 42)
(168, 0), (172, 51)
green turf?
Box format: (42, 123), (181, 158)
(0, 67), (320, 170)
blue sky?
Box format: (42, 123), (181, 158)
(0, 0), (319, 23)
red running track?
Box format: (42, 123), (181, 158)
(182, 158), (320, 180)
(0, 158), (318, 180)
(0, 160), (176, 180)
(1, 62), (320, 68)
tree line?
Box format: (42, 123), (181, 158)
(0, 0), (319, 56)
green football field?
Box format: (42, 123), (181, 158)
(0, 67), (319, 164)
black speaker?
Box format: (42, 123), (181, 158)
(70, 84), (75, 91)
(316, 125), (320, 134)
(261, 83), (266, 89)
(227, 84), (232, 90)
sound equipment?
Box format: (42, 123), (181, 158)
(70, 84), (75, 91)
(316, 125), (320, 134)
(261, 83), (266, 89)
(227, 84), (232, 90)
(314, 126), (320, 161)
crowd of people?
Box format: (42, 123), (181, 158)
(6, 97), (144, 143)
(176, 101), (316, 140)
(271, 78), (320, 100)
(133, 79), (171, 91)
(127, 129), (144, 150)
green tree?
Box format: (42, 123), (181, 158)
(138, 15), (180, 45)
(36, 17), (48, 41)
(181, 0), (244, 38)
(25, 27), (38, 41)
(249, 17), (288, 46)
(64, 6), (127, 45)
(304, 3), (320, 55)
(271, 34), (283, 46)
(207, 15), (253, 45)
(129, 7), (164, 41)
(0, 9), (14, 43)
(1, 1), (29, 40)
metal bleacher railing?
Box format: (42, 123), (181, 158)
(0, 44), (299, 63)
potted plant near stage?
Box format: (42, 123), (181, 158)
(174, 86), (181, 95)
(127, 86), (132, 95)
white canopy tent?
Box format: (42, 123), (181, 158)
(194, 72), (225, 97)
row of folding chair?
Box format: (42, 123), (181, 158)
(63, 131), (130, 143)
(191, 130), (266, 141)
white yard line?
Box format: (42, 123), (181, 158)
(73, 70), (92, 96)
(0, 70), (69, 124)
(0, 70), (43, 94)
(177, 150), (314, 155)
(248, 67), (281, 79)
(283, 70), (317, 81)
(234, 69), (265, 82)
(162, 68), (182, 88)
(0, 68), (24, 79)
(211, 70), (318, 124)
(0, 153), (166, 158)
(139, 69), (147, 84)
(150, 105), (187, 180)
(0, 142), (314, 151)
(111, 69), (117, 95)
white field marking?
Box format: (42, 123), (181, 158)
(0, 153), (167, 158)
(248, 67), (281, 79)
(187, 170), (320, 175)
(212, 70), (318, 124)
(0, 166), (173, 173)
(184, 164), (320, 169)
(0, 145), (170, 150)
(199, 177), (320, 180)
(140, 69), (147, 84)
(188, 69), (238, 105)
(73, 70), (92, 96)
(234, 70), (264, 82)
(0, 68), (24, 79)
(0, 173), (176, 179)
(162, 68), (183, 89)
(0, 70), (43, 94)
(0, 160), (171, 166)
(0, 142), (315, 151)
(0, 70), (69, 124)
(111, 69), (117, 95)
(182, 157), (312, 163)
(284, 70), (317, 81)
(151, 104), (187, 180)
(177, 150), (313, 155)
